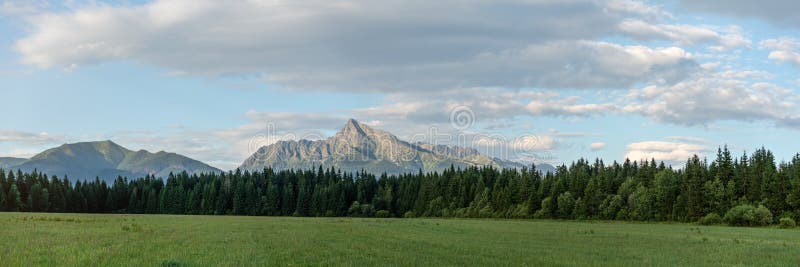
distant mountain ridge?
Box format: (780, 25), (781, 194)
(3, 140), (221, 182)
(240, 119), (555, 175)
(0, 157), (27, 169)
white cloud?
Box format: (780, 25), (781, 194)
(624, 69), (800, 127)
(469, 133), (559, 163)
(14, 0), (699, 92)
(0, 0), (47, 16)
(240, 111), (350, 133)
(625, 140), (709, 164)
(680, 0), (800, 28)
(354, 88), (541, 128)
(353, 88), (619, 130)
(589, 142), (607, 151)
(607, 0), (674, 20)
(509, 135), (558, 151)
(0, 130), (66, 145)
(1, 148), (43, 158)
(618, 20), (750, 50)
(527, 95), (618, 117)
(717, 26), (751, 50)
(265, 40), (697, 91)
(760, 37), (800, 66)
(664, 136), (709, 144)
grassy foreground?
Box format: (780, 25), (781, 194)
(0, 213), (798, 266)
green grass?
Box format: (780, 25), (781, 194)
(1, 213), (798, 266)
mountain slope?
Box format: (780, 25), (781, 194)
(11, 140), (221, 181)
(0, 157), (27, 169)
(240, 119), (554, 175)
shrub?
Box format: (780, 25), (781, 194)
(779, 217), (796, 229)
(403, 211), (416, 218)
(375, 210), (391, 218)
(699, 213), (722, 225)
(346, 202), (377, 217)
(454, 208), (467, 218)
(724, 204), (773, 226)
(724, 204), (755, 226)
(556, 192), (575, 219)
(478, 206), (494, 218)
(534, 197), (554, 219)
(360, 204), (375, 217)
(753, 205), (773, 226)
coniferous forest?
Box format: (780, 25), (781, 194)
(2, 147), (799, 226)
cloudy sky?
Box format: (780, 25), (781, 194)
(1, 0), (799, 170)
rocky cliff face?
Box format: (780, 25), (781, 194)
(239, 119), (551, 175)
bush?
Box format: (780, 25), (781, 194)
(403, 211), (416, 218)
(779, 217), (796, 229)
(724, 204), (772, 226)
(348, 201), (361, 217)
(375, 210), (391, 218)
(347, 202), (375, 217)
(724, 204), (755, 226)
(360, 204), (376, 217)
(780, 211), (797, 222)
(699, 213), (722, 225)
(753, 205), (773, 226)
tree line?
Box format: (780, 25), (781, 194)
(1, 146), (799, 225)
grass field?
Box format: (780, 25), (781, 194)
(0, 213), (798, 266)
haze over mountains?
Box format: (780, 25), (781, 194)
(0, 120), (555, 181)
(0, 140), (221, 182)
(0, 157), (27, 169)
(240, 119), (555, 175)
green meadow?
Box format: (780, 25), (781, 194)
(1, 212), (798, 266)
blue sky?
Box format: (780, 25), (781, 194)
(1, 0), (800, 170)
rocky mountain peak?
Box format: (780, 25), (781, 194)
(339, 118), (369, 137)
(239, 119), (550, 175)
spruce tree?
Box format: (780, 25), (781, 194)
(8, 184), (22, 211)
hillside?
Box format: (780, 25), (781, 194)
(8, 140), (221, 181)
(0, 157), (27, 169)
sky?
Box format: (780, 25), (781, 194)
(1, 0), (800, 170)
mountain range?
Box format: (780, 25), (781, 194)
(0, 119), (555, 181)
(0, 140), (221, 182)
(240, 119), (555, 175)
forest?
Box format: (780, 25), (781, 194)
(1, 146), (799, 226)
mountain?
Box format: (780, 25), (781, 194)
(240, 119), (555, 175)
(0, 157), (27, 169)
(6, 140), (221, 182)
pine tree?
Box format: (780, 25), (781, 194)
(653, 170), (678, 220)
(295, 184), (311, 216)
(245, 180), (260, 216)
(685, 155), (707, 220)
(0, 183), (6, 211)
(7, 184), (23, 211)
(146, 188), (159, 214)
(264, 180), (280, 216)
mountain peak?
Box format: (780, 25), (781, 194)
(240, 118), (532, 175)
(340, 118), (369, 137)
(63, 140), (124, 149)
